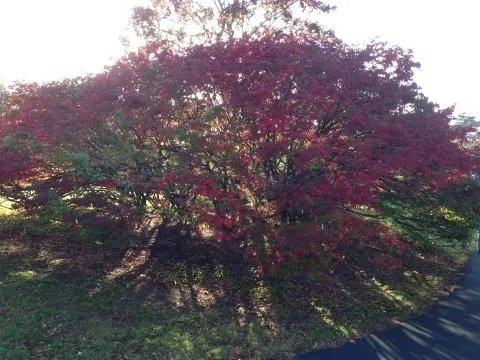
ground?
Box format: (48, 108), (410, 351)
(0, 214), (473, 360)
(297, 254), (480, 359)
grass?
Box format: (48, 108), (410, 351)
(0, 214), (474, 360)
(0, 198), (13, 216)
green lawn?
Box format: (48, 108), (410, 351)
(0, 215), (473, 359)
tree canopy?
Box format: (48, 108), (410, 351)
(1, 1), (479, 266)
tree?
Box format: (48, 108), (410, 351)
(452, 113), (480, 130)
(0, 81), (6, 116)
(128, 0), (336, 49)
(375, 113), (480, 251)
(1, 33), (476, 265)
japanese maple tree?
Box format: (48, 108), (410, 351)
(1, 31), (476, 265)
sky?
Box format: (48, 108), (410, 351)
(0, 0), (478, 117)
(321, 0), (480, 117)
(0, 0), (148, 84)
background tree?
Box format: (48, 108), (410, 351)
(0, 81), (6, 116)
(452, 113), (480, 130)
(128, 0), (337, 49)
(378, 113), (480, 251)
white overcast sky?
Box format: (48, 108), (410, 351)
(0, 0), (478, 117)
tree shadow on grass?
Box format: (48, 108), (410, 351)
(0, 221), (471, 359)
(296, 257), (480, 359)
(0, 222), (343, 359)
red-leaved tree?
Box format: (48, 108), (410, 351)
(0, 34), (475, 263)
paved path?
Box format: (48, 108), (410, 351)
(296, 254), (480, 360)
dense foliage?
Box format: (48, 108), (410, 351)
(1, 1), (479, 267)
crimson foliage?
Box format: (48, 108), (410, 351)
(0, 35), (475, 262)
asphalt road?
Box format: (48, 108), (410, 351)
(295, 254), (480, 360)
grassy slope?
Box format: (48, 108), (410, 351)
(0, 215), (474, 360)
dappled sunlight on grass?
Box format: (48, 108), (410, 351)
(169, 286), (193, 307)
(36, 249), (53, 260)
(0, 242), (28, 255)
(311, 301), (336, 326)
(310, 298), (359, 338)
(235, 305), (247, 327)
(370, 278), (415, 309)
(425, 275), (443, 288)
(47, 258), (65, 267)
(104, 249), (149, 281)
(195, 286), (216, 307)
(0, 215), (472, 359)
(0, 197), (14, 216)
(10, 270), (38, 280)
